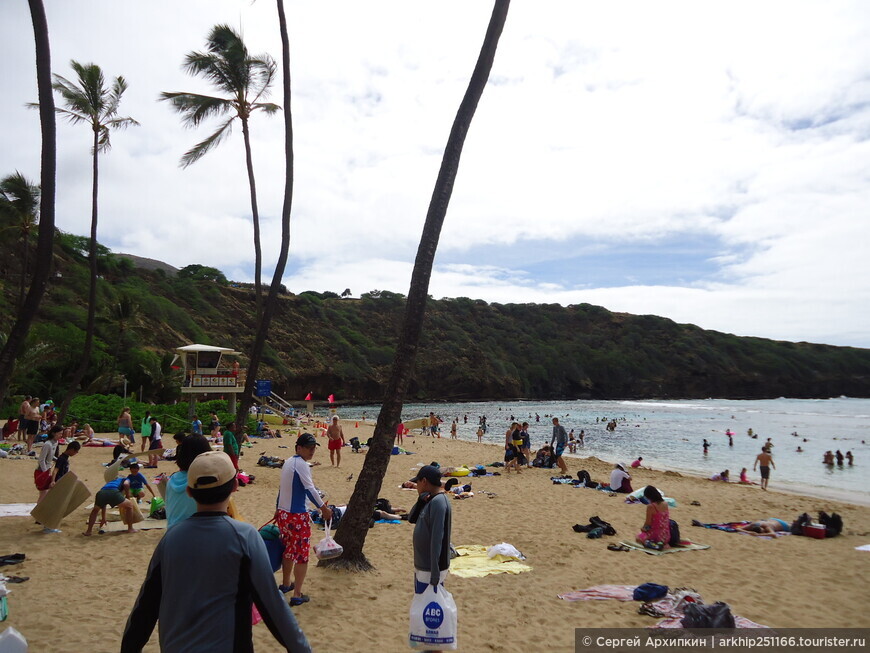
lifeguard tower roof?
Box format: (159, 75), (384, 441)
(176, 344), (241, 356)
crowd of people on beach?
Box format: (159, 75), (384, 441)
(2, 396), (864, 651)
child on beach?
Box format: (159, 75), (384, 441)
(51, 440), (80, 486)
(126, 463), (157, 503)
(34, 425), (61, 505)
(84, 477), (138, 535)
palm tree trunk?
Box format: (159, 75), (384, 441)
(241, 117), (263, 319)
(18, 226), (29, 312)
(0, 0), (56, 409)
(326, 0), (510, 570)
(58, 130), (99, 423)
(233, 0), (295, 430)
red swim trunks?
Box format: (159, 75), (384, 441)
(327, 438), (343, 451)
(276, 509), (311, 563)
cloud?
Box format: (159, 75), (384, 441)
(1, 0), (868, 348)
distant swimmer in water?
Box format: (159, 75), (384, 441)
(703, 439), (710, 454)
(846, 451), (854, 465)
(796, 447), (803, 453)
(823, 451), (835, 465)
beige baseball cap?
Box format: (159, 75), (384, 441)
(188, 451), (237, 489)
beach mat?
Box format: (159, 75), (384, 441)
(30, 472), (91, 531)
(0, 503), (37, 518)
(618, 541), (710, 555)
(101, 517), (167, 532)
(449, 545), (532, 578)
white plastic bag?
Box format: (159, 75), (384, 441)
(487, 542), (524, 560)
(313, 520), (343, 560)
(409, 579), (457, 650)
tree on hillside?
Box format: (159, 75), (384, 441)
(0, 172), (40, 312)
(105, 293), (138, 393)
(232, 0), (296, 435)
(161, 25), (279, 318)
(0, 0), (57, 412)
(325, 0), (511, 570)
(45, 60), (138, 423)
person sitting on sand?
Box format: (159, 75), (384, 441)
(84, 477), (138, 535)
(734, 519), (790, 536)
(609, 463), (633, 493)
(636, 485), (670, 550)
(738, 468), (756, 484)
(710, 469), (730, 482)
(631, 457), (643, 469)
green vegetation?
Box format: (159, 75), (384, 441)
(2, 228), (870, 411)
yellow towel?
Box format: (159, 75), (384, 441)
(449, 545), (532, 578)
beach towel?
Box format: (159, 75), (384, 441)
(450, 545), (532, 578)
(101, 517), (167, 532)
(558, 585), (769, 629)
(558, 585), (636, 601)
(0, 504), (37, 518)
(617, 541), (710, 555)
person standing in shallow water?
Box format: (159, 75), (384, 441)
(754, 447), (775, 491)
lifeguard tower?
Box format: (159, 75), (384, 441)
(176, 343), (245, 415)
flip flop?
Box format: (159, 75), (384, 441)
(289, 595), (310, 606)
(607, 543), (630, 552)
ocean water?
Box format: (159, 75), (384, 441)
(341, 397), (870, 502)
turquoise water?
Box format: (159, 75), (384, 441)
(342, 398), (870, 501)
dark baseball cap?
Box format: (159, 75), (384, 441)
(411, 465), (442, 487)
(296, 432), (320, 447)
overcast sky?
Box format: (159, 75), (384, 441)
(2, 1), (869, 348)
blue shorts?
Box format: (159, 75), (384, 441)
(555, 443), (566, 457)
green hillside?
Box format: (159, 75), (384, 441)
(2, 230), (869, 405)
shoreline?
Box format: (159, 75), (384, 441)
(421, 434), (870, 509)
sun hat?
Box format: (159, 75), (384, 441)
(188, 451), (237, 489)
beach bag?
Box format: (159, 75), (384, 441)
(818, 511), (843, 537)
(259, 520), (284, 572)
(313, 520), (343, 560)
(149, 497), (165, 518)
(668, 519), (681, 547)
(633, 583), (668, 601)
(681, 601), (735, 628)
(409, 582), (458, 650)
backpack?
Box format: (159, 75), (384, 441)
(633, 583), (668, 601)
(818, 511), (843, 537)
(681, 602), (735, 628)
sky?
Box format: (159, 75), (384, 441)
(2, 1), (869, 348)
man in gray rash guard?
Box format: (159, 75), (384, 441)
(121, 451), (311, 653)
(408, 464), (452, 588)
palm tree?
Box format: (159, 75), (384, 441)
(105, 292), (138, 392)
(161, 25), (279, 318)
(0, 172), (40, 312)
(326, 0), (511, 570)
(47, 60), (138, 423)
(233, 2), (295, 434)
(0, 0), (57, 412)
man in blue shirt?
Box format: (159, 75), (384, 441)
(122, 451), (311, 652)
(191, 415), (203, 436)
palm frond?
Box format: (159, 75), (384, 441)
(251, 102), (281, 115)
(160, 92), (233, 127)
(179, 116), (235, 168)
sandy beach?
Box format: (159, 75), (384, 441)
(1, 419), (869, 652)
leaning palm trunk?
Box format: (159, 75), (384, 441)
(233, 0), (295, 429)
(326, 0), (511, 570)
(58, 130), (99, 424)
(241, 117), (264, 318)
(0, 0), (57, 409)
